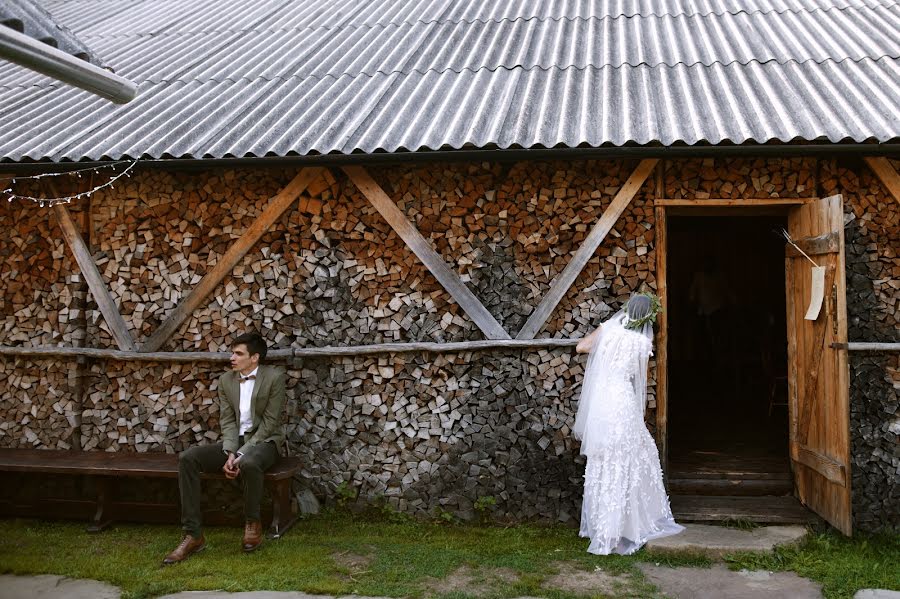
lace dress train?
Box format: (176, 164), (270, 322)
(580, 425), (684, 555)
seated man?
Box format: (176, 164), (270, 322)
(164, 332), (286, 564)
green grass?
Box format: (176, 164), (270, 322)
(724, 529), (900, 599)
(0, 513), (896, 599)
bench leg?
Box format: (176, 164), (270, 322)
(86, 477), (114, 533)
(267, 478), (296, 539)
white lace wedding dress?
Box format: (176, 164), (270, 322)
(574, 313), (684, 555)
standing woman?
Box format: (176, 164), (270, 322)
(574, 292), (683, 555)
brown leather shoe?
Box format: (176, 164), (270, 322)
(242, 520), (263, 552)
(163, 534), (206, 564)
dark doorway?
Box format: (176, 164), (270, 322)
(666, 215), (791, 495)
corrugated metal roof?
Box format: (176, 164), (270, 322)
(1, 0), (899, 162)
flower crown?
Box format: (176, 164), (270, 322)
(623, 292), (663, 331)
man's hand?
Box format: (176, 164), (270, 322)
(223, 452), (240, 479)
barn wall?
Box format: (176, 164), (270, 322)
(0, 156), (896, 529)
(823, 158), (899, 532)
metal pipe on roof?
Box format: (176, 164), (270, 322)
(0, 25), (136, 104)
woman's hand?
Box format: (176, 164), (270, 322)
(576, 325), (602, 354)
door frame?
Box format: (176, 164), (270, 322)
(653, 198), (813, 478)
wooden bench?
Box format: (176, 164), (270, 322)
(0, 448), (302, 538)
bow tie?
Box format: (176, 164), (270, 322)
(240, 375), (256, 383)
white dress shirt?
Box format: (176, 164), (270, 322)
(238, 367), (258, 437)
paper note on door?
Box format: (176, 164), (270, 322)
(805, 266), (826, 320)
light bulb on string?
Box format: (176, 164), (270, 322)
(2, 159), (137, 207)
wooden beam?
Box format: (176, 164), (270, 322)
(785, 248), (799, 454)
(290, 338), (578, 356)
(864, 157), (900, 206)
(53, 203), (137, 351)
(785, 231), (840, 257)
(654, 161), (665, 198)
(141, 168), (322, 352)
(796, 444), (847, 487)
(516, 158), (659, 339)
(0, 346), (292, 362)
(831, 342), (900, 352)
(0, 338), (577, 362)
(343, 165), (510, 340)
(654, 198), (812, 206)
(655, 205), (669, 480)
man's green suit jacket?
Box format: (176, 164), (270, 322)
(218, 364), (286, 456)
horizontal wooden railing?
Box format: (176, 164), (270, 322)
(0, 338), (579, 362)
(0, 340), (894, 363)
(830, 342), (900, 352)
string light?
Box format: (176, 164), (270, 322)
(2, 160), (138, 207)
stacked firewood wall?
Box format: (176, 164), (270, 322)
(83, 161), (657, 349)
(0, 194), (82, 345)
(0, 193), (82, 449)
(663, 157), (816, 198)
(0, 159), (658, 522)
(824, 159), (899, 532)
(0, 157), (896, 527)
(290, 351), (589, 519)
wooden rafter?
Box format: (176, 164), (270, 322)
(864, 157), (900, 206)
(343, 165), (510, 341)
(141, 167), (323, 352)
(516, 158), (659, 340)
(52, 203), (137, 351)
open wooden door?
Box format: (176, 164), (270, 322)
(785, 195), (852, 535)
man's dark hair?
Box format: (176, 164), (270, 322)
(232, 332), (267, 361)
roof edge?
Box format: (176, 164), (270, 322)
(3, 142), (899, 173)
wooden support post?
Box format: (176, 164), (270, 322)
(864, 157), (900, 206)
(141, 168), (322, 352)
(71, 192), (94, 450)
(343, 165), (510, 340)
(654, 160), (665, 198)
(654, 205), (669, 480)
(516, 159), (659, 339)
(53, 203), (137, 351)
(267, 478), (297, 539)
(86, 477), (114, 532)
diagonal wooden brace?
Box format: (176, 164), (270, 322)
(516, 159), (658, 339)
(53, 203), (137, 351)
(141, 167), (323, 352)
(343, 165), (510, 340)
(864, 157), (900, 206)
